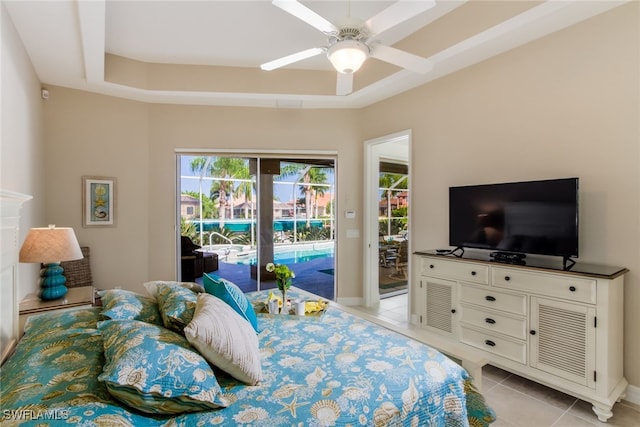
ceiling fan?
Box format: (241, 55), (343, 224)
(260, 0), (436, 96)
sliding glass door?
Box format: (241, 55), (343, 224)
(177, 154), (335, 300)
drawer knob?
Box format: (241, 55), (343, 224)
(504, 276), (511, 281)
(429, 264), (434, 269)
(471, 271), (477, 276)
(569, 286), (576, 292)
(451, 309), (456, 314)
(530, 330), (536, 336)
(485, 295), (496, 302)
(485, 340), (496, 347)
(485, 318), (496, 324)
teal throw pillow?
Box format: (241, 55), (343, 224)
(202, 274), (259, 332)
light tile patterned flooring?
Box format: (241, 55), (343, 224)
(353, 294), (640, 427)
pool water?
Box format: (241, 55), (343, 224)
(226, 245), (334, 265)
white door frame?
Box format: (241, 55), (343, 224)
(363, 130), (411, 307)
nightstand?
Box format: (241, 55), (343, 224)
(19, 286), (95, 335)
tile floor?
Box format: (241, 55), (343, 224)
(353, 294), (640, 427)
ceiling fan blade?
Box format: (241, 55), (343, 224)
(370, 44), (433, 74)
(272, 0), (337, 34)
(336, 72), (353, 96)
(366, 0), (436, 36)
(260, 47), (324, 71)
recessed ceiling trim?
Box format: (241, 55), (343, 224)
(76, 0), (106, 83)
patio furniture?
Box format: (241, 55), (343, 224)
(181, 236), (218, 282)
(379, 244), (397, 267)
(394, 240), (408, 279)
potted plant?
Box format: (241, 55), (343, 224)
(265, 262), (295, 313)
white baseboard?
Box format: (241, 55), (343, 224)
(336, 297), (363, 306)
(624, 383), (640, 406)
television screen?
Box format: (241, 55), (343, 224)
(449, 178), (579, 258)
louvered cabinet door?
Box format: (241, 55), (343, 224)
(529, 296), (596, 388)
(420, 276), (458, 337)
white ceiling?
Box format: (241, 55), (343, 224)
(4, 0), (629, 109)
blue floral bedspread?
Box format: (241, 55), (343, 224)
(0, 289), (495, 426)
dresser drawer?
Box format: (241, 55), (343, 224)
(459, 284), (527, 316)
(459, 304), (527, 340)
(421, 258), (488, 285)
(492, 267), (596, 304)
(460, 325), (527, 364)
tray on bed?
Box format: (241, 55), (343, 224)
(251, 293), (328, 318)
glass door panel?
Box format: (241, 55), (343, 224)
(378, 164), (409, 298)
(178, 154), (335, 300)
(179, 155), (258, 292)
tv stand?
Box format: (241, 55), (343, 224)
(563, 256), (576, 270)
(413, 251), (628, 422)
(450, 246), (464, 257)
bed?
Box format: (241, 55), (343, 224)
(0, 280), (496, 426)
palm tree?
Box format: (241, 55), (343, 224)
(280, 163), (310, 225)
(190, 156), (214, 243)
(189, 156), (251, 229)
(379, 172), (408, 236)
(303, 168), (328, 220)
(282, 163), (331, 227)
(233, 167), (254, 219)
(208, 157), (250, 228)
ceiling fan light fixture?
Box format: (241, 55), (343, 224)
(327, 40), (369, 74)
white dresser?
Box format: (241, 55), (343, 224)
(413, 250), (628, 422)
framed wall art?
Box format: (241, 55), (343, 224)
(83, 176), (116, 227)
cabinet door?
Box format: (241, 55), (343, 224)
(420, 276), (458, 337)
(529, 297), (596, 388)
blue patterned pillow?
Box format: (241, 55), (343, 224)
(99, 289), (163, 325)
(98, 320), (229, 414)
(144, 280), (205, 298)
(203, 274), (258, 332)
(155, 283), (198, 332)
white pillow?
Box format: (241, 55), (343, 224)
(184, 293), (262, 385)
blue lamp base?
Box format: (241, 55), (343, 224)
(38, 263), (68, 301)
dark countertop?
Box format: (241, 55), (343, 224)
(414, 249), (628, 280)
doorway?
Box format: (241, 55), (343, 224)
(364, 131), (410, 307)
(177, 153), (336, 300)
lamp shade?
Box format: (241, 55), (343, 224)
(327, 40), (369, 74)
(19, 225), (83, 263)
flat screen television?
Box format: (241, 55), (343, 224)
(449, 178), (579, 259)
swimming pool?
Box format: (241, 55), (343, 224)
(223, 242), (334, 265)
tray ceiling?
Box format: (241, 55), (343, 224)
(4, 0), (628, 108)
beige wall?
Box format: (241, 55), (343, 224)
(1, 3), (45, 300)
(361, 3), (640, 388)
(43, 90), (150, 291)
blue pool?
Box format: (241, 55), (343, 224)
(225, 244), (334, 265)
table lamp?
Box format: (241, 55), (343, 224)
(19, 225), (84, 301)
